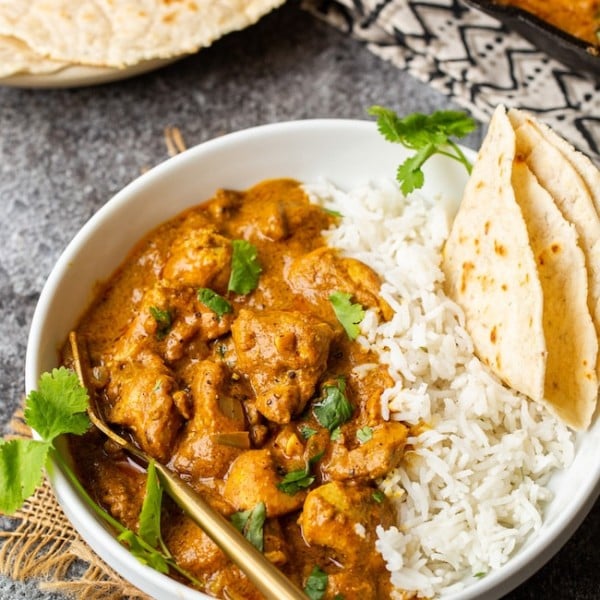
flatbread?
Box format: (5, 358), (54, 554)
(512, 158), (598, 429)
(0, 0), (286, 69)
(0, 34), (66, 77)
(508, 108), (600, 216)
(442, 105), (547, 402)
(507, 110), (600, 370)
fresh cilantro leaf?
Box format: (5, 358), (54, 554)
(118, 529), (170, 573)
(372, 490), (386, 504)
(474, 572), (486, 579)
(228, 239), (262, 294)
(138, 460), (164, 550)
(1, 368), (90, 515)
(231, 501), (267, 551)
(356, 426), (373, 444)
(277, 453), (323, 496)
(149, 306), (172, 340)
(323, 207), (343, 218)
(329, 291), (365, 340)
(304, 565), (328, 600)
(0, 439), (50, 514)
(313, 378), (353, 432)
(277, 465), (315, 495)
(25, 367), (90, 441)
(330, 427), (341, 441)
(197, 288), (232, 319)
(299, 425), (317, 440)
(368, 105), (476, 194)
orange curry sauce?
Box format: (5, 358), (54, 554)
(497, 0), (600, 45)
(63, 179), (409, 600)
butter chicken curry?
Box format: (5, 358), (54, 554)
(64, 179), (408, 599)
(495, 0), (600, 45)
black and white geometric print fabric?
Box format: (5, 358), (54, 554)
(303, 0), (600, 164)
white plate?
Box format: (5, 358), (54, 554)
(25, 119), (600, 600)
(0, 57), (181, 88)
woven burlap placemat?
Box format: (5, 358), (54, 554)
(0, 409), (151, 600)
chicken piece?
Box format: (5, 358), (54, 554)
(162, 512), (260, 600)
(162, 227), (232, 291)
(322, 422), (408, 482)
(298, 481), (395, 567)
(171, 360), (248, 479)
(111, 284), (232, 365)
(106, 351), (182, 462)
(287, 247), (393, 320)
(93, 461), (146, 531)
(235, 179), (306, 242)
(223, 449), (306, 517)
(325, 571), (381, 600)
(349, 364), (394, 424)
(231, 309), (335, 423)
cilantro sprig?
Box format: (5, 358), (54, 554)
(0, 367), (89, 514)
(0, 368), (200, 587)
(368, 106), (476, 195)
(329, 291), (365, 340)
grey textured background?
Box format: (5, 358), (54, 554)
(0, 1), (598, 598)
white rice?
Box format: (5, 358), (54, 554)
(303, 179), (574, 598)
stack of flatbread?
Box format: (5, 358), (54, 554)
(0, 0), (285, 78)
(443, 105), (600, 430)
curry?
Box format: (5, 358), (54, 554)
(495, 0), (600, 45)
(63, 179), (408, 599)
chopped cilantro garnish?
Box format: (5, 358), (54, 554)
(356, 426), (373, 444)
(372, 490), (386, 504)
(300, 425), (317, 440)
(231, 501), (267, 551)
(228, 239), (262, 294)
(277, 452), (323, 496)
(329, 291), (365, 340)
(313, 377), (353, 432)
(197, 287), (232, 319)
(368, 106), (476, 195)
(149, 306), (172, 339)
(323, 207), (343, 218)
(330, 426), (342, 441)
(304, 565), (328, 600)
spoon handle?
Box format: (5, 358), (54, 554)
(155, 464), (307, 600)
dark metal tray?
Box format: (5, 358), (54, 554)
(463, 0), (600, 79)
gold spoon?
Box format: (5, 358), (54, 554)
(68, 331), (307, 600)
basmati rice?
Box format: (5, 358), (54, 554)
(303, 179), (574, 598)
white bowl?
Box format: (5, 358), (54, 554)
(25, 119), (600, 600)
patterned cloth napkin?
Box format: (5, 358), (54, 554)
(303, 0), (600, 164)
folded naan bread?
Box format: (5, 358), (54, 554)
(442, 105), (547, 403)
(443, 105), (600, 430)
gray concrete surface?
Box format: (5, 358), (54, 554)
(0, 1), (597, 598)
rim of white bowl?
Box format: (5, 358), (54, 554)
(24, 118), (600, 600)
